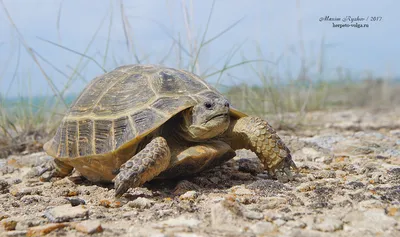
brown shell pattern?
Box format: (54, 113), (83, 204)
(45, 64), (226, 158)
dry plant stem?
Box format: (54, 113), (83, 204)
(0, 0), (67, 107)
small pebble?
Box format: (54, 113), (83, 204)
(44, 204), (89, 223)
(128, 197), (154, 209)
(72, 220), (103, 234)
(26, 223), (68, 236)
(179, 191), (198, 200)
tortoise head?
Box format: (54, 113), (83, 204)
(181, 97), (230, 140)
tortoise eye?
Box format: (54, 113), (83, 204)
(204, 102), (213, 109)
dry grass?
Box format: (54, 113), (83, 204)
(0, 0), (398, 156)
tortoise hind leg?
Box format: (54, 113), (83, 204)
(114, 137), (171, 197)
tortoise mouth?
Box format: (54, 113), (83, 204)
(205, 113), (229, 123)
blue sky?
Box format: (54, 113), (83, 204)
(0, 0), (398, 97)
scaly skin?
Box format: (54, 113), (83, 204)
(224, 116), (296, 181)
(114, 137), (171, 197)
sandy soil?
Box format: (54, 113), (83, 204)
(0, 107), (399, 237)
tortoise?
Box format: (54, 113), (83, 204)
(42, 64), (296, 197)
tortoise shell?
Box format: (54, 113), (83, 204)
(44, 64), (245, 161)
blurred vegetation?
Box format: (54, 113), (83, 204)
(0, 0), (399, 157)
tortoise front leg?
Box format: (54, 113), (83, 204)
(114, 137), (171, 197)
(224, 116), (296, 181)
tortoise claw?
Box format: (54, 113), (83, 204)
(271, 154), (297, 182)
(114, 176), (131, 198)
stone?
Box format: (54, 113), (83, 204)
(173, 233), (205, 237)
(4, 230), (28, 237)
(128, 197), (155, 209)
(273, 219), (286, 226)
(286, 220), (307, 229)
(243, 209), (263, 220)
(230, 186), (254, 196)
(313, 217), (343, 232)
(0, 179), (10, 194)
(247, 180), (290, 193)
(250, 221), (276, 235)
(65, 197), (86, 206)
(9, 186), (41, 199)
(156, 216), (201, 228)
(357, 199), (384, 210)
(2, 219), (17, 231)
(301, 147), (323, 161)
(173, 180), (200, 195)
(179, 191), (198, 200)
(72, 220), (103, 234)
(210, 201), (242, 231)
(297, 182), (316, 192)
(26, 223), (68, 237)
(260, 197), (287, 209)
(288, 229), (329, 237)
(343, 209), (397, 232)
(44, 204), (89, 223)
(236, 157), (263, 174)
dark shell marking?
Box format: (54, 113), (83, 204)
(46, 64), (225, 159)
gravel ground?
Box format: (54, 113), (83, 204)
(0, 108), (399, 237)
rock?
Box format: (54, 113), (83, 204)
(297, 182), (316, 192)
(72, 220), (103, 234)
(0, 213), (10, 221)
(128, 197), (155, 209)
(357, 199), (384, 210)
(288, 229), (330, 237)
(156, 216), (201, 228)
(65, 197), (86, 206)
(26, 223), (68, 237)
(243, 209), (263, 220)
(343, 209), (397, 232)
(179, 191), (198, 200)
(127, 227), (166, 237)
(250, 221), (276, 235)
(260, 197), (287, 209)
(173, 180), (200, 195)
(286, 220), (307, 229)
(4, 230), (27, 237)
(210, 200), (243, 231)
(15, 218), (41, 231)
(9, 186), (41, 199)
(236, 157), (263, 174)
(44, 204), (89, 223)
(273, 219), (286, 226)
(314, 170), (336, 179)
(230, 186), (254, 196)
(7, 153), (52, 168)
(247, 180), (290, 196)
(301, 147), (323, 161)
(300, 135), (345, 151)
(122, 210), (139, 219)
(173, 233), (205, 237)
(0, 179), (10, 194)
(2, 219), (17, 231)
(313, 217), (343, 232)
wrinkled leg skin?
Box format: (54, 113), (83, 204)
(114, 137), (171, 197)
(225, 116), (297, 182)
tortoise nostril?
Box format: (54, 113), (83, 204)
(224, 102), (230, 108)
